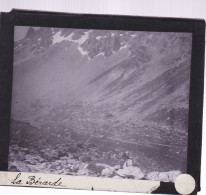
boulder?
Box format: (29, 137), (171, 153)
(116, 166), (144, 179)
(88, 163), (105, 173)
(76, 143), (84, 149)
(113, 175), (122, 179)
(123, 159), (133, 168)
(80, 156), (92, 162)
(9, 165), (19, 171)
(101, 167), (115, 177)
(77, 168), (89, 176)
(58, 151), (67, 158)
(146, 170), (182, 182)
(71, 162), (88, 171)
(115, 160), (144, 179)
(114, 165), (121, 170)
(68, 147), (77, 153)
(168, 170), (182, 182)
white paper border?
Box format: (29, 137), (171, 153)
(0, 171), (160, 193)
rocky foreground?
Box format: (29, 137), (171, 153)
(9, 143), (181, 182)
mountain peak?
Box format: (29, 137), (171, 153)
(25, 27), (36, 39)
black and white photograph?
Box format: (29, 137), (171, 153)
(8, 26), (192, 182)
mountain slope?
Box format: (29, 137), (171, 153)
(10, 27), (192, 175)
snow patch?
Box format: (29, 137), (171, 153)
(52, 32), (74, 45)
(120, 45), (127, 50)
(76, 34), (89, 45)
(131, 34), (136, 37)
(77, 46), (88, 56)
(52, 30), (92, 56)
(74, 30), (92, 45)
(96, 36), (102, 40)
(72, 30), (93, 56)
(95, 52), (105, 57)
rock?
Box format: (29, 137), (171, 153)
(72, 163), (88, 171)
(91, 154), (99, 160)
(101, 167), (115, 177)
(105, 113), (113, 119)
(68, 147), (77, 153)
(49, 164), (58, 170)
(77, 168), (89, 176)
(113, 175), (122, 179)
(58, 151), (67, 158)
(24, 154), (33, 160)
(52, 156), (60, 161)
(122, 154), (129, 160)
(25, 160), (36, 165)
(116, 166), (144, 179)
(146, 170), (181, 182)
(45, 150), (59, 160)
(123, 159), (133, 168)
(104, 151), (113, 159)
(9, 165), (18, 171)
(126, 175), (135, 179)
(87, 143), (96, 149)
(73, 154), (79, 159)
(121, 152), (130, 160)
(114, 165), (121, 170)
(88, 163), (104, 173)
(60, 154), (73, 160)
(76, 143), (84, 149)
(168, 170), (182, 182)
(80, 156), (92, 162)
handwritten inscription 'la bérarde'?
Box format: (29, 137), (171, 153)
(10, 173), (65, 187)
